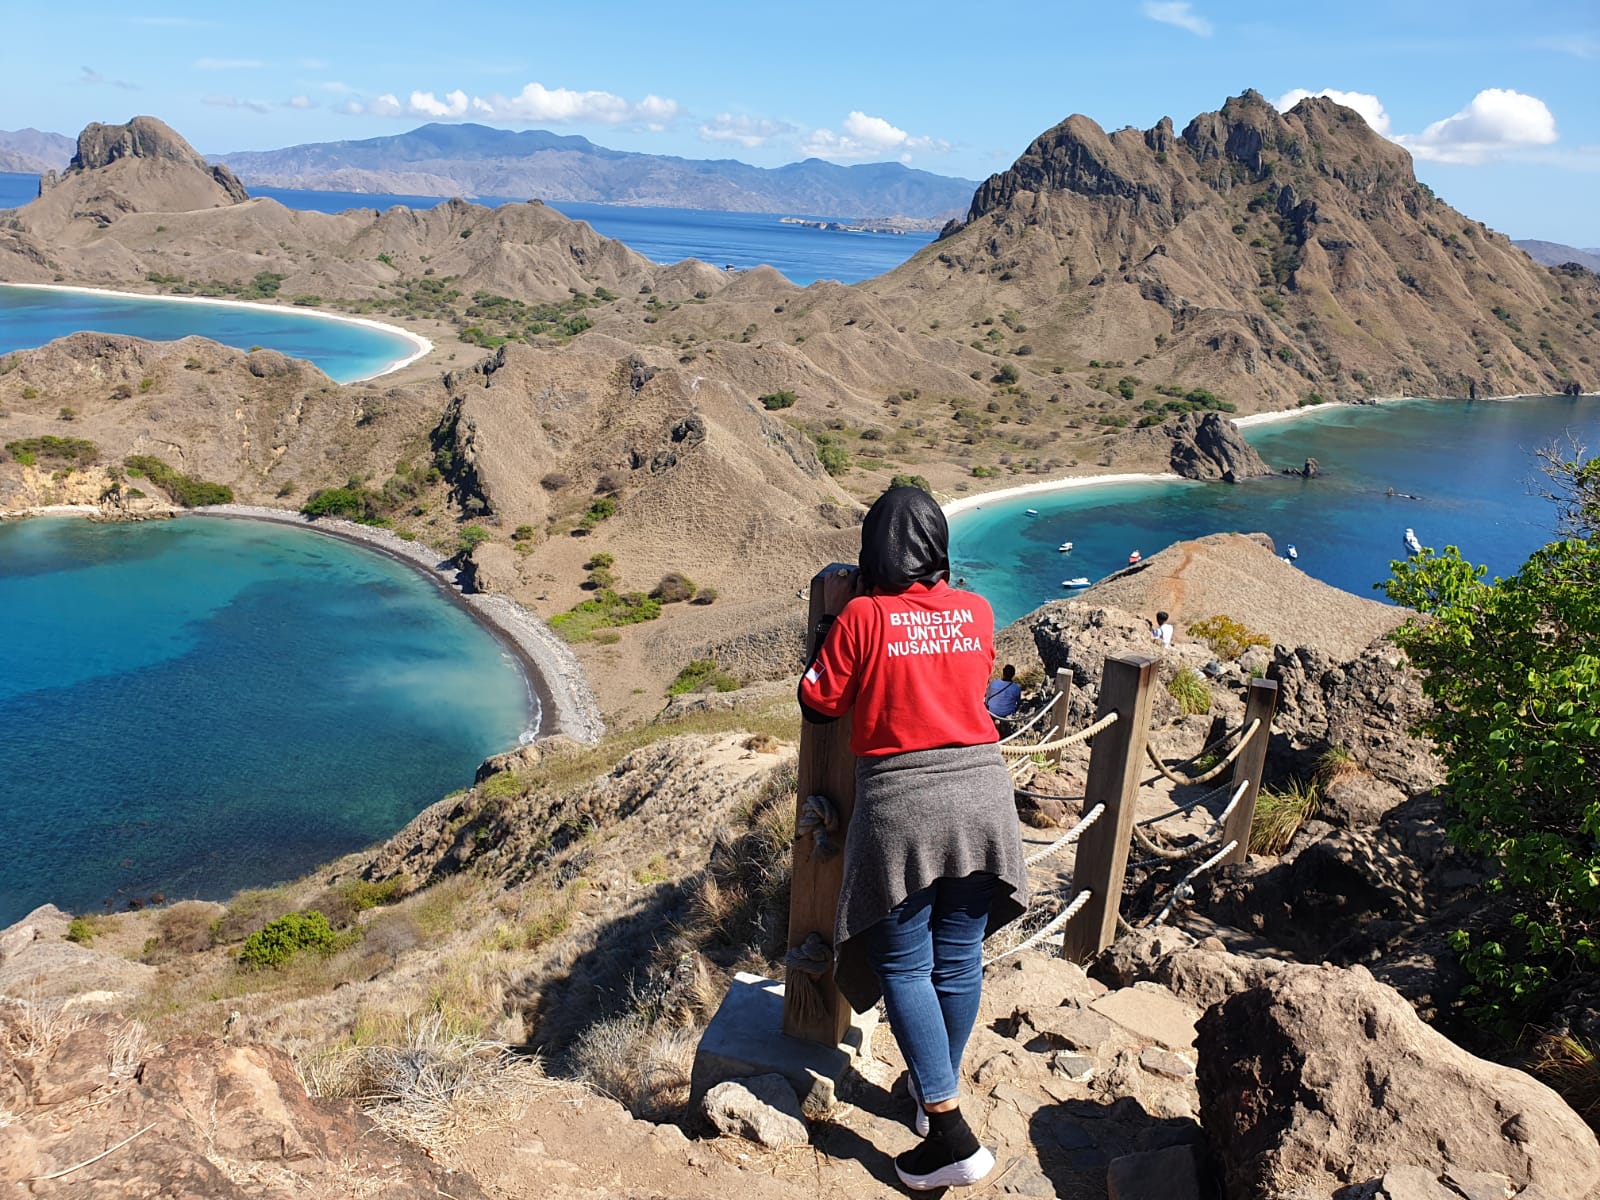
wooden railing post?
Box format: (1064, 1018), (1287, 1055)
(1060, 655), (1157, 963)
(1047, 667), (1072, 766)
(783, 563), (857, 1045)
(1220, 677), (1278, 866)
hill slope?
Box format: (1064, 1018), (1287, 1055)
(214, 122), (977, 217)
(1515, 239), (1600, 274)
(0, 127), (73, 174)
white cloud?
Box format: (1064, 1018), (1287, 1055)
(1274, 88), (1391, 135)
(799, 111), (951, 162)
(348, 81), (682, 128)
(1142, 2), (1212, 37)
(698, 114), (797, 149)
(203, 94), (271, 114)
(195, 57), (263, 70)
(284, 95), (314, 110)
(1395, 88), (1558, 164)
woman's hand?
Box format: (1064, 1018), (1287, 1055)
(821, 566), (861, 614)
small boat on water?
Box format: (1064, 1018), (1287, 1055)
(1025, 509), (1039, 516)
(1062, 577), (1091, 588)
(1287, 544), (1298, 560)
(1058, 541), (1074, 552)
(1127, 550), (1142, 566)
(1403, 528), (1423, 555)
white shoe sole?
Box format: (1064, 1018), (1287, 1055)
(895, 1145), (996, 1190)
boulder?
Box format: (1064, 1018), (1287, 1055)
(1196, 964), (1600, 1198)
(1319, 772), (1407, 828)
(702, 1074), (808, 1148)
(1094, 925), (1287, 1010)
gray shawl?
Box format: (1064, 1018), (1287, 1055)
(833, 742), (1028, 1012)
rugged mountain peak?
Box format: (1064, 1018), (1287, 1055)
(64, 116), (248, 203)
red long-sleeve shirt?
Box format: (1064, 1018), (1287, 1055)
(799, 581), (999, 757)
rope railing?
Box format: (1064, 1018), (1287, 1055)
(1148, 840), (1238, 927)
(1128, 779), (1249, 864)
(1135, 775), (1236, 827)
(1024, 803), (1106, 867)
(998, 692), (1061, 744)
(1142, 718), (1260, 786)
(998, 709), (1120, 759)
(983, 888), (1092, 966)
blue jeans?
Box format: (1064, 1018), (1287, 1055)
(862, 872), (997, 1107)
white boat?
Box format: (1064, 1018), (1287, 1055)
(1061, 577), (1091, 588)
(1025, 509), (1039, 516)
(1058, 541), (1074, 552)
(1287, 544), (1298, 560)
(1403, 527), (1422, 555)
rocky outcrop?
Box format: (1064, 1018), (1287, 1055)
(1125, 411), (1275, 481)
(0, 1004), (484, 1197)
(1196, 964), (1600, 1198)
(66, 116), (249, 203)
(1267, 639), (1442, 791)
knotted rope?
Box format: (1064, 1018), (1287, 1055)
(795, 793), (840, 860)
(998, 710), (1119, 759)
(1143, 719), (1260, 785)
(783, 931), (836, 1029)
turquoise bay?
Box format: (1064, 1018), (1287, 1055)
(952, 395), (1600, 627)
(0, 283), (423, 384)
(0, 517), (530, 925)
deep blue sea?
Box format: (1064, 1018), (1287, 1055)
(951, 395), (1600, 626)
(0, 517), (530, 925)
(0, 171), (936, 286)
(0, 283), (420, 385)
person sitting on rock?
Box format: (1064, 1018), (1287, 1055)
(983, 665), (1022, 728)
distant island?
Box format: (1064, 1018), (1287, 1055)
(778, 215), (944, 235)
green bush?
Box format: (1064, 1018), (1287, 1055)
(7, 436), (97, 466)
(237, 910), (337, 969)
(581, 496), (617, 528)
(457, 524), (490, 556)
(668, 658), (740, 695)
(651, 572), (697, 603)
(65, 917), (98, 945)
(124, 454), (234, 507)
(549, 589), (662, 642)
(889, 474), (931, 493)
(1382, 452), (1600, 1020)
(759, 391), (797, 410)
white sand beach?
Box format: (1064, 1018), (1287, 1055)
(0, 282), (433, 380)
(941, 472), (1183, 519)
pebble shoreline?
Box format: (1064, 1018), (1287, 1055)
(200, 505), (605, 745)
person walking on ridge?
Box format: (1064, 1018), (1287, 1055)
(798, 486), (1027, 1191)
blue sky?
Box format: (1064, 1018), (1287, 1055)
(3, 0), (1596, 243)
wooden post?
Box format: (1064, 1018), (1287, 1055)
(783, 563), (857, 1045)
(1220, 677), (1278, 866)
(1060, 655), (1157, 963)
(1047, 667), (1073, 766)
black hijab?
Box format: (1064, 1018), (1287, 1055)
(859, 486), (950, 593)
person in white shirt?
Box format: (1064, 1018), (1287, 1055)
(1148, 611), (1173, 648)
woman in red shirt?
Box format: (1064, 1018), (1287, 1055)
(799, 486), (1027, 1191)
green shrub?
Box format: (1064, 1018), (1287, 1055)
(1166, 666), (1212, 715)
(668, 659), (740, 695)
(759, 391), (797, 410)
(889, 474), (931, 493)
(457, 524), (490, 556)
(581, 497), (617, 528)
(334, 877), (404, 913)
(65, 917), (98, 945)
(124, 454), (234, 507)
(512, 524), (536, 542)
(549, 589), (662, 642)
(6, 436), (97, 466)
(237, 910), (338, 969)
(1187, 614), (1270, 660)
(816, 441), (849, 476)
(1249, 777), (1321, 855)
(651, 572), (697, 603)
(1382, 454), (1600, 1021)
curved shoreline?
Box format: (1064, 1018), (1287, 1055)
(196, 505), (604, 746)
(0, 502), (604, 746)
(0, 282), (433, 381)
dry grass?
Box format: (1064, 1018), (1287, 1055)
(566, 1014), (699, 1123)
(1249, 777), (1322, 855)
(0, 994), (88, 1058)
(1315, 744), (1361, 785)
(302, 1013), (571, 1156)
(1529, 1032), (1600, 1127)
